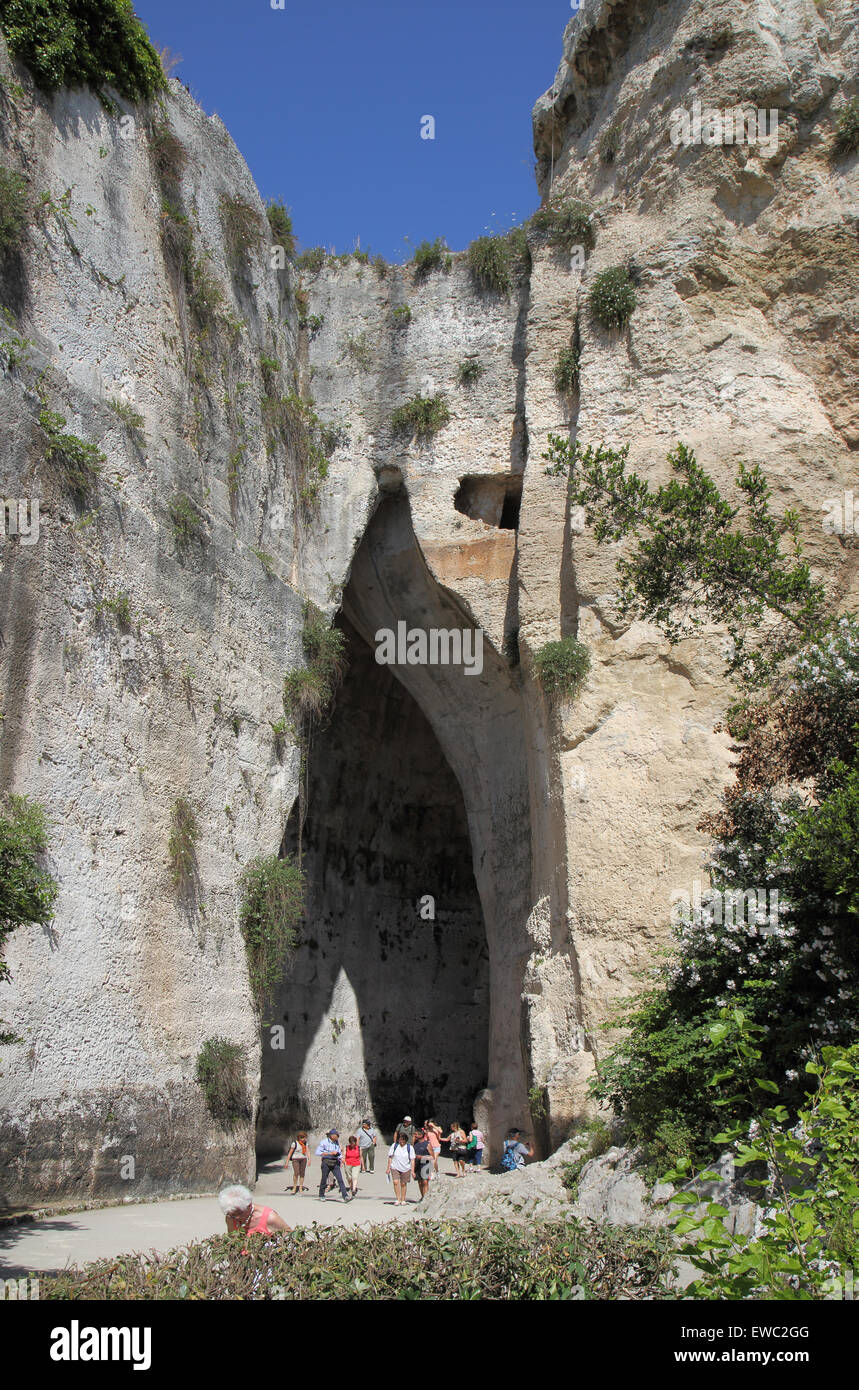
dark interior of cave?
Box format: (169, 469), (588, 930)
(257, 615), (490, 1150)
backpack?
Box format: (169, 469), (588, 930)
(501, 1140), (519, 1172)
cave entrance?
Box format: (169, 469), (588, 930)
(257, 487), (532, 1157)
(257, 615), (489, 1143)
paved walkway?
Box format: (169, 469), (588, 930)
(0, 1142), (477, 1280)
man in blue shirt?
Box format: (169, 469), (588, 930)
(315, 1129), (352, 1201)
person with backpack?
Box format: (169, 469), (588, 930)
(315, 1129), (352, 1202)
(386, 1129), (416, 1205)
(501, 1128), (533, 1171)
(467, 1123), (485, 1172)
(284, 1130), (309, 1193)
(357, 1119), (377, 1172)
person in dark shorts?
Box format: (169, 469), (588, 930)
(444, 1121), (468, 1176)
(413, 1126), (433, 1200)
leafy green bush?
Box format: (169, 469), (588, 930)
(283, 603), (346, 725)
(194, 1037), (248, 1128)
(42, 1216), (675, 1301)
(533, 636), (590, 700)
(412, 237), (447, 277)
(457, 357), (483, 385)
(391, 393), (450, 442)
(220, 195), (264, 267)
(834, 96), (859, 156)
(266, 201), (295, 258)
(544, 440), (857, 1161)
(39, 408), (105, 500)
(588, 265), (636, 329)
(530, 199), (594, 251)
(0, 0), (166, 102)
(0, 793), (58, 1044)
(238, 854), (304, 1007)
(554, 340), (580, 395)
(467, 235), (511, 294)
(662, 1011), (859, 1300)
(167, 796), (198, 890)
(0, 166), (28, 255)
(296, 246), (325, 274)
(168, 492), (206, 545)
(392, 303), (412, 327)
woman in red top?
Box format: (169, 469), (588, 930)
(344, 1135), (361, 1195)
(219, 1184), (290, 1252)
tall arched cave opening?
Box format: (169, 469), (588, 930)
(258, 487), (534, 1156)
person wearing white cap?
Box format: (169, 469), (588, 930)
(396, 1115), (415, 1145)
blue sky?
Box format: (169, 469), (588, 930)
(133, 0), (573, 262)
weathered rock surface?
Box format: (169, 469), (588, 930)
(0, 0), (857, 1207)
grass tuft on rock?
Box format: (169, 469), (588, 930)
(533, 636), (590, 700)
(391, 393), (450, 442)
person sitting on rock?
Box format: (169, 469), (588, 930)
(501, 1129), (534, 1170)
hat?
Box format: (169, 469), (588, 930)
(328, 1128), (339, 1136)
(404, 1115), (412, 1123)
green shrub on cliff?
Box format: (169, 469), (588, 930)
(467, 234), (511, 295)
(0, 165), (28, 255)
(238, 854), (304, 1007)
(195, 1037), (249, 1128)
(533, 636), (590, 700)
(588, 265), (636, 330)
(391, 392), (450, 442)
(0, 794), (58, 1045)
(283, 603), (346, 725)
(834, 96), (859, 157)
(0, 0), (166, 102)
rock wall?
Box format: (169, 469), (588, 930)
(1, 0), (857, 1205)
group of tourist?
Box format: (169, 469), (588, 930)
(280, 1115), (500, 1204)
(217, 1124), (534, 1238)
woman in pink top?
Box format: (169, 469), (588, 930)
(219, 1184), (290, 1251)
(425, 1118), (442, 1175)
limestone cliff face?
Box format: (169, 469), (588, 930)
(1, 0), (857, 1207)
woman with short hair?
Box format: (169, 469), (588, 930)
(218, 1185), (290, 1249)
(386, 1130), (415, 1206)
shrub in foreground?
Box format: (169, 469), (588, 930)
(42, 1216), (675, 1300)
